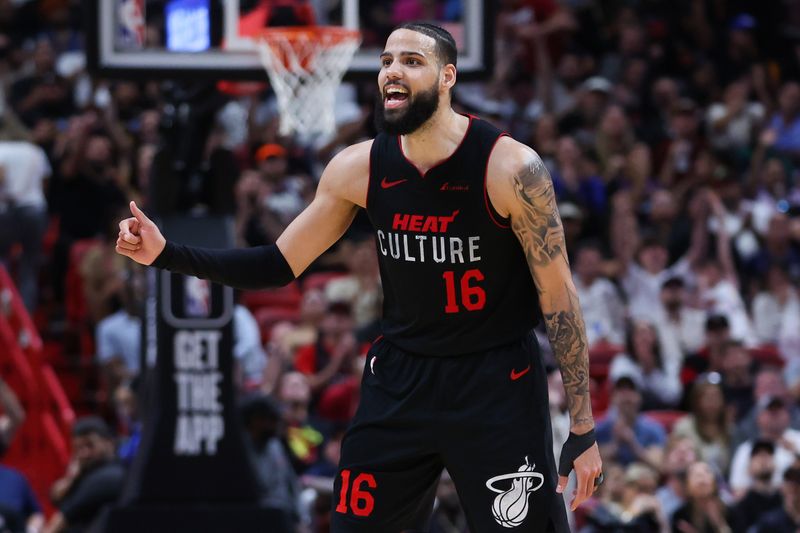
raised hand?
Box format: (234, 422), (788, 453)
(115, 201), (166, 266)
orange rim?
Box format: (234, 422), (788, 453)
(258, 26), (361, 46)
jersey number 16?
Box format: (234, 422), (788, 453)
(443, 269), (486, 313)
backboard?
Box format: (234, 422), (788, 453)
(85, 0), (493, 81)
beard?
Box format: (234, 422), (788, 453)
(375, 83), (440, 135)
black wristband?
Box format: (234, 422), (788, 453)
(558, 429), (597, 477)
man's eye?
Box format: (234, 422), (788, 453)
(407, 58), (420, 65)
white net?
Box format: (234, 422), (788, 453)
(256, 28), (361, 137)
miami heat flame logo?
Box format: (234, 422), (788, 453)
(486, 457), (544, 528)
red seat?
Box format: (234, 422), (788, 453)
(750, 345), (784, 368)
(643, 410), (686, 434)
(65, 238), (101, 326)
(241, 281), (303, 312)
(590, 341), (623, 365)
(302, 271), (348, 292)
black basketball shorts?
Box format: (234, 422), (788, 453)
(330, 333), (570, 532)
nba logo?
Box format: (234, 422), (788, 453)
(184, 276), (211, 318)
(117, 0), (145, 48)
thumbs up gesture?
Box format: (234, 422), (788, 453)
(116, 201), (166, 266)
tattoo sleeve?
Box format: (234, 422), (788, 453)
(510, 154), (593, 429)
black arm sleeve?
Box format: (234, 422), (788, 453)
(150, 241), (296, 290)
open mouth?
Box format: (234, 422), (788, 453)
(384, 85), (409, 109)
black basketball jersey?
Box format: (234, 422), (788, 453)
(365, 115), (541, 356)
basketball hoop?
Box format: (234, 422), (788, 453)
(256, 27), (361, 137)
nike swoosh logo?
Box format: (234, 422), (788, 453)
(510, 365), (531, 381)
(381, 177), (408, 189)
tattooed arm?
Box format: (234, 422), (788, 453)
(499, 147), (593, 433)
(488, 138), (601, 509)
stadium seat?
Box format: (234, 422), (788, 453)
(750, 345), (784, 368)
(241, 281), (303, 312)
(301, 271), (348, 292)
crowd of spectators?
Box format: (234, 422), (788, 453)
(1, 0), (800, 531)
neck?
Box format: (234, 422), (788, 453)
(399, 107), (468, 174)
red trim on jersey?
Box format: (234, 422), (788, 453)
(372, 334), (384, 345)
(397, 114), (474, 178)
(365, 140), (374, 211)
(484, 133), (511, 229)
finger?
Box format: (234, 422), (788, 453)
(578, 469), (593, 505)
(116, 238), (140, 252)
(120, 231), (141, 245)
(119, 217), (141, 235)
(571, 471), (589, 511)
(130, 201), (152, 227)
(115, 245), (136, 259)
(556, 475), (568, 494)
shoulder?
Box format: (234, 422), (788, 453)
(318, 140), (373, 207)
(322, 140), (373, 183)
(487, 136), (543, 182)
(486, 136), (551, 218)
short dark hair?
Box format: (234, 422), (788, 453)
(705, 314), (730, 332)
(395, 22), (457, 68)
(72, 416), (113, 440)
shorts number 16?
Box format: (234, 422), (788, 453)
(336, 470), (377, 517)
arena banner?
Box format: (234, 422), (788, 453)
(100, 215), (291, 533)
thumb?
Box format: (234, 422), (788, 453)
(556, 475), (569, 494)
(130, 201), (151, 226)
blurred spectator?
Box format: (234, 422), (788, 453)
(324, 237), (382, 335)
(753, 464), (800, 531)
(681, 315), (732, 385)
(0, 378), (24, 453)
(254, 143), (312, 229)
(0, 140), (50, 310)
(0, 378), (42, 533)
(609, 319), (682, 409)
(0, 459), (43, 533)
(656, 435), (700, 523)
(733, 440), (782, 530)
(652, 277), (707, 377)
(706, 78), (765, 154)
(52, 128), (127, 303)
(732, 368), (800, 449)
(718, 341), (756, 420)
(45, 417), (124, 533)
(658, 99), (705, 187)
(95, 265), (142, 389)
(294, 303), (358, 398)
(8, 39), (73, 128)
(276, 372), (323, 470)
(671, 461), (743, 533)
(240, 394), (300, 525)
(672, 377), (732, 477)
(765, 82), (800, 157)
(729, 395), (800, 497)
(752, 265), (799, 345)
(233, 300), (268, 391)
(596, 372), (666, 469)
(572, 242), (626, 347)
(78, 208), (134, 326)
(113, 381), (140, 467)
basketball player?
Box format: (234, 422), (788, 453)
(116, 23), (602, 532)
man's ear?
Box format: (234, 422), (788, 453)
(441, 64), (457, 91)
